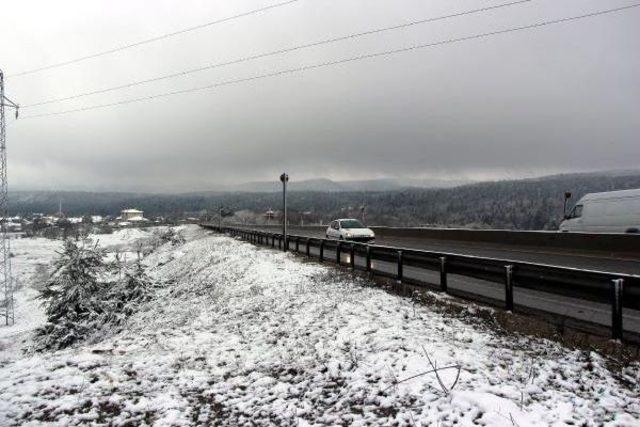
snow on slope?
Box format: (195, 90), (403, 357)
(0, 225), (638, 426)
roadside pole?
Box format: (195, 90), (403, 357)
(280, 173), (289, 251)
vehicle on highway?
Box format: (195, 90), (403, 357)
(560, 188), (640, 233)
(326, 219), (375, 242)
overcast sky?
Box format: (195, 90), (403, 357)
(1, 0), (639, 192)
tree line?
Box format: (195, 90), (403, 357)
(11, 171), (640, 230)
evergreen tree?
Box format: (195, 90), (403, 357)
(35, 239), (107, 351)
(34, 240), (154, 351)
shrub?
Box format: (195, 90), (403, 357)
(104, 259), (153, 326)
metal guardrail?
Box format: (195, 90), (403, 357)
(202, 224), (640, 342)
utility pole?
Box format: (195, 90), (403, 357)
(280, 173), (288, 251)
(0, 68), (18, 326)
(361, 191), (367, 224)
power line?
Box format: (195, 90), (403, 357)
(22, 0), (531, 108)
(20, 3), (640, 120)
(7, 0), (299, 79)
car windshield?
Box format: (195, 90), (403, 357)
(340, 219), (364, 229)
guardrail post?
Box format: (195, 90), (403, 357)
(336, 241), (341, 265)
(397, 250), (403, 282)
(271, 235), (275, 248)
(366, 245), (372, 271)
(611, 279), (624, 341)
(349, 244), (355, 269)
(505, 265), (514, 312)
(440, 256), (447, 292)
(295, 237), (299, 253)
(306, 239), (310, 257)
(319, 240), (325, 262)
(278, 236), (282, 250)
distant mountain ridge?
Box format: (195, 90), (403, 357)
(218, 177), (471, 193)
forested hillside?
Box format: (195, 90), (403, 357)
(11, 171), (640, 230)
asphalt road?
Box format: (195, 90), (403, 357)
(255, 226), (640, 275)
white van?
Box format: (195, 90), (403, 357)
(559, 188), (640, 233)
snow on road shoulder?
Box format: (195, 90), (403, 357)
(0, 225), (638, 426)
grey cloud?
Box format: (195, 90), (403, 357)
(2, 0), (639, 192)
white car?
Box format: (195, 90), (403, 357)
(325, 219), (375, 242)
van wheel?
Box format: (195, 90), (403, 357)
(625, 228), (639, 234)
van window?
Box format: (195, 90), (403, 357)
(570, 205), (583, 219)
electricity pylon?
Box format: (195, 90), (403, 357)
(0, 68), (18, 326)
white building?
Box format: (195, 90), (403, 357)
(120, 209), (146, 222)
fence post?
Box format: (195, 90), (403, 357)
(366, 245), (372, 271)
(611, 279), (624, 341)
(397, 250), (403, 282)
(350, 244), (355, 269)
(440, 256), (447, 292)
(505, 265), (514, 311)
(306, 238), (310, 257)
(336, 241), (341, 265)
(319, 240), (325, 262)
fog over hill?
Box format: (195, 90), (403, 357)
(211, 177), (471, 193)
(10, 170), (640, 230)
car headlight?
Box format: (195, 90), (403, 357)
(345, 232), (351, 237)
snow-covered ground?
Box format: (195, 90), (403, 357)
(0, 225), (638, 426)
